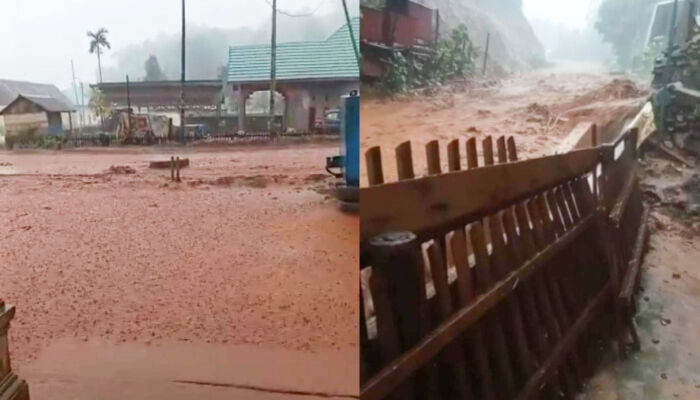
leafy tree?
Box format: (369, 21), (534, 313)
(89, 88), (110, 132)
(642, 36), (666, 74)
(379, 24), (476, 94)
(595, 0), (658, 68)
(87, 28), (111, 83)
(144, 55), (167, 81)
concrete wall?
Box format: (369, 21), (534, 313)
(228, 81), (358, 133)
(283, 82), (359, 132)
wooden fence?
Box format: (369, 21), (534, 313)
(360, 127), (649, 400)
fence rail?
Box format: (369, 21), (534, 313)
(360, 125), (649, 400)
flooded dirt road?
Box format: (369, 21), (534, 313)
(0, 143), (358, 399)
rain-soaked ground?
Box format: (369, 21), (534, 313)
(0, 142), (358, 399)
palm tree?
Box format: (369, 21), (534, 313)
(87, 28), (111, 83)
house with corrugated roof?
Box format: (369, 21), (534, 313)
(226, 17), (359, 132)
(0, 79), (76, 141)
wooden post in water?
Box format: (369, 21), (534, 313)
(176, 156), (181, 182)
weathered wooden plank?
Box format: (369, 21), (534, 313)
(360, 213), (597, 400)
(483, 136), (495, 166)
(360, 289), (372, 383)
(361, 148), (599, 240)
(426, 140), (442, 176)
(426, 242), (473, 399)
(396, 141), (415, 180)
(368, 261), (413, 400)
(516, 282), (612, 400)
(369, 231), (433, 399)
(470, 221), (516, 398)
(488, 212), (536, 384)
(619, 206), (650, 303)
(609, 164), (639, 226)
(507, 137), (518, 162)
(451, 229), (496, 400)
(525, 199), (574, 397)
(447, 139), (461, 172)
(466, 137), (478, 169)
(497, 136), (508, 164)
(534, 195), (585, 391)
(501, 208), (549, 363)
(366, 146), (385, 186)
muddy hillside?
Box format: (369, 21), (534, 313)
(416, 0), (544, 72)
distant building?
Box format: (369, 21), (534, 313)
(226, 17), (360, 133)
(94, 18), (360, 135)
(0, 79), (76, 137)
(0, 94), (75, 137)
(360, 1), (439, 80)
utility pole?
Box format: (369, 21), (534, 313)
(482, 32), (490, 76)
(342, 0), (360, 69)
(80, 82), (86, 126)
(180, 0), (186, 143)
(71, 60), (82, 130)
(269, 0), (277, 136)
(126, 74), (131, 114)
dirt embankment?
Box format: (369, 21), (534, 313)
(361, 66), (647, 185)
(416, 0), (545, 73)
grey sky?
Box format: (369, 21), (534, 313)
(0, 0), (358, 89)
(523, 0), (602, 29)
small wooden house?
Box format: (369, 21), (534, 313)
(0, 94), (75, 137)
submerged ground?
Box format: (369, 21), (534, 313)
(0, 142), (358, 399)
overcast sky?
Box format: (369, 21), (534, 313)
(523, 0), (602, 29)
(0, 0), (358, 89)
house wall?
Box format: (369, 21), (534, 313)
(3, 113), (49, 137)
(282, 82), (359, 132)
(360, 3), (437, 47)
(47, 112), (64, 136)
(1, 97), (50, 137)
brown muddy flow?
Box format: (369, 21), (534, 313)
(0, 143), (358, 399)
(361, 67), (647, 185)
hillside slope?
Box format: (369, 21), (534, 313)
(418, 0), (544, 72)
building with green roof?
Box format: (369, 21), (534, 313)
(227, 17), (359, 133)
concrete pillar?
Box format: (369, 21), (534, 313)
(285, 88), (311, 132)
(237, 84), (247, 133)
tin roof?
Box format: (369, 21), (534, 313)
(0, 79), (73, 109)
(227, 17), (359, 83)
(0, 94), (75, 115)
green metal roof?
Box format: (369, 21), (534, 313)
(227, 17), (359, 83)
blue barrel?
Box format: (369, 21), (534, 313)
(340, 92), (360, 187)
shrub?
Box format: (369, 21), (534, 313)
(379, 24), (476, 95)
(5, 127), (66, 150)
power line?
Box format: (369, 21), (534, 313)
(262, 0), (326, 18)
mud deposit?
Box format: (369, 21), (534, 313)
(0, 144), (358, 399)
(579, 151), (700, 399)
(361, 64), (647, 185)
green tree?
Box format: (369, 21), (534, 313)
(595, 0), (658, 69)
(144, 55), (167, 81)
(379, 23), (476, 94)
(89, 88), (110, 132)
(87, 28), (111, 83)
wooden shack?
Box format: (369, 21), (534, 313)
(0, 94), (75, 137)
